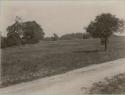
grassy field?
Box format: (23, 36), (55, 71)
(89, 73), (125, 94)
(1, 36), (125, 87)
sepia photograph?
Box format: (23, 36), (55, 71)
(0, 0), (125, 94)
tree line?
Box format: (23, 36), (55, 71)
(44, 32), (90, 41)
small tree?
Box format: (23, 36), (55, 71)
(52, 33), (59, 41)
(86, 13), (124, 51)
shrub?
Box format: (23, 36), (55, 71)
(88, 73), (125, 94)
(7, 32), (22, 46)
(1, 36), (8, 48)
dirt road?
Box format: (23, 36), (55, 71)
(0, 58), (125, 95)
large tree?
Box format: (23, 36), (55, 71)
(22, 21), (44, 43)
(86, 13), (124, 51)
(7, 18), (44, 45)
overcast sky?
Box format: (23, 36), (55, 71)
(0, 0), (125, 37)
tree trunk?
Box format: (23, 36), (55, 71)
(104, 38), (108, 51)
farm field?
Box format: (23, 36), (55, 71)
(1, 36), (125, 87)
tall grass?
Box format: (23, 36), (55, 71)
(1, 36), (125, 87)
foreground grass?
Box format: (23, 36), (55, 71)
(1, 36), (125, 87)
(89, 73), (125, 94)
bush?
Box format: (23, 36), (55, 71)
(44, 37), (53, 41)
(1, 36), (8, 48)
(7, 32), (22, 47)
(88, 73), (125, 94)
(83, 32), (90, 39)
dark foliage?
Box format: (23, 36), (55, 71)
(4, 20), (44, 48)
(1, 36), (8, 48)
(86, 13), (124, 51)
(23, 21), (44, 43)
(7, 32), (22, 46)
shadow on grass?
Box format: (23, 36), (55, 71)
(73, 49), (104, 53)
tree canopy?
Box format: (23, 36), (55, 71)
(86, 13), (124, 51)
(22, 21), (44, 43)
(6, 20), (44, 46)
